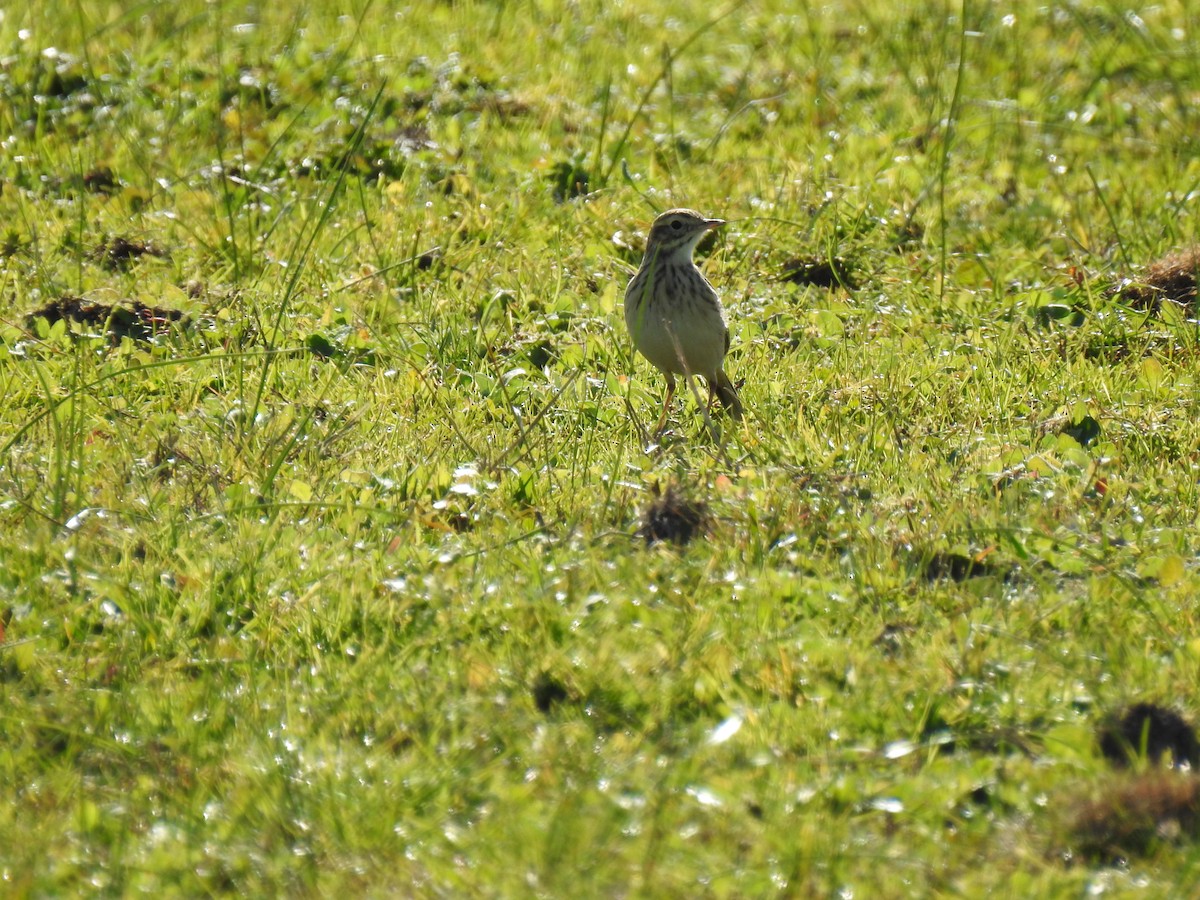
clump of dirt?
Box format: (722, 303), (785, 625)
(639, 484), (709, 546)
(82, 166), (118, 194)
(93, 236), (168, 270)
(1098, 703), (1199, 769)
(1112, 247), (1200, 311)
(531, 672), (573, 713)
(548, 159), (590, 202)
(415, 248), (441, 271)
(909, 548), (1009, 583)
(27, 296), (189, 344)
(1067, 773), (1200, 863)
(780, 255), (859, 290)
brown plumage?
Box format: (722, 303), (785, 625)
(624, 208), (743, 430)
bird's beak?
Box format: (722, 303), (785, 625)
(704, 218), (726, 230)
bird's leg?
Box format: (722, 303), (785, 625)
(655, 375), (676, 434)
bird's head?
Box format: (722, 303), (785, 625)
(643, 208), (725, 263)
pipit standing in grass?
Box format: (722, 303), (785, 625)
(624, 208), (743, 431)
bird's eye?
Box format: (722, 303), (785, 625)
(670, 220), (682, 230)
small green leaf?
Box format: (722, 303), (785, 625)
(812, 309), (845, 338)
(1141, 358), (1165, 389)
(1158, 554), (1186, 587)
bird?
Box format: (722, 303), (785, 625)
(624, 208), (743, 431)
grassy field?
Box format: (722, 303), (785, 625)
(4, 0), (1200, 894)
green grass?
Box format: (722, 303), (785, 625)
(4, 0), (1200, 894)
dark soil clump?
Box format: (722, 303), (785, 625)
(93, 236), (168, 270)
(639, 484), (709, 547)
(1069, 774), (1200, 862)
(27, 296), (189, 343)
(780, 255), (859, 290)
(1098, 703), (1199, 769)
(1112, 247), (1200, 311)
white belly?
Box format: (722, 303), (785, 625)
(625, 291), (727, 379)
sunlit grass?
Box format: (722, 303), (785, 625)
(4, 0), (1200, 894)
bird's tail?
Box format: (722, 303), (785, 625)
(711, 369), (744, 421)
